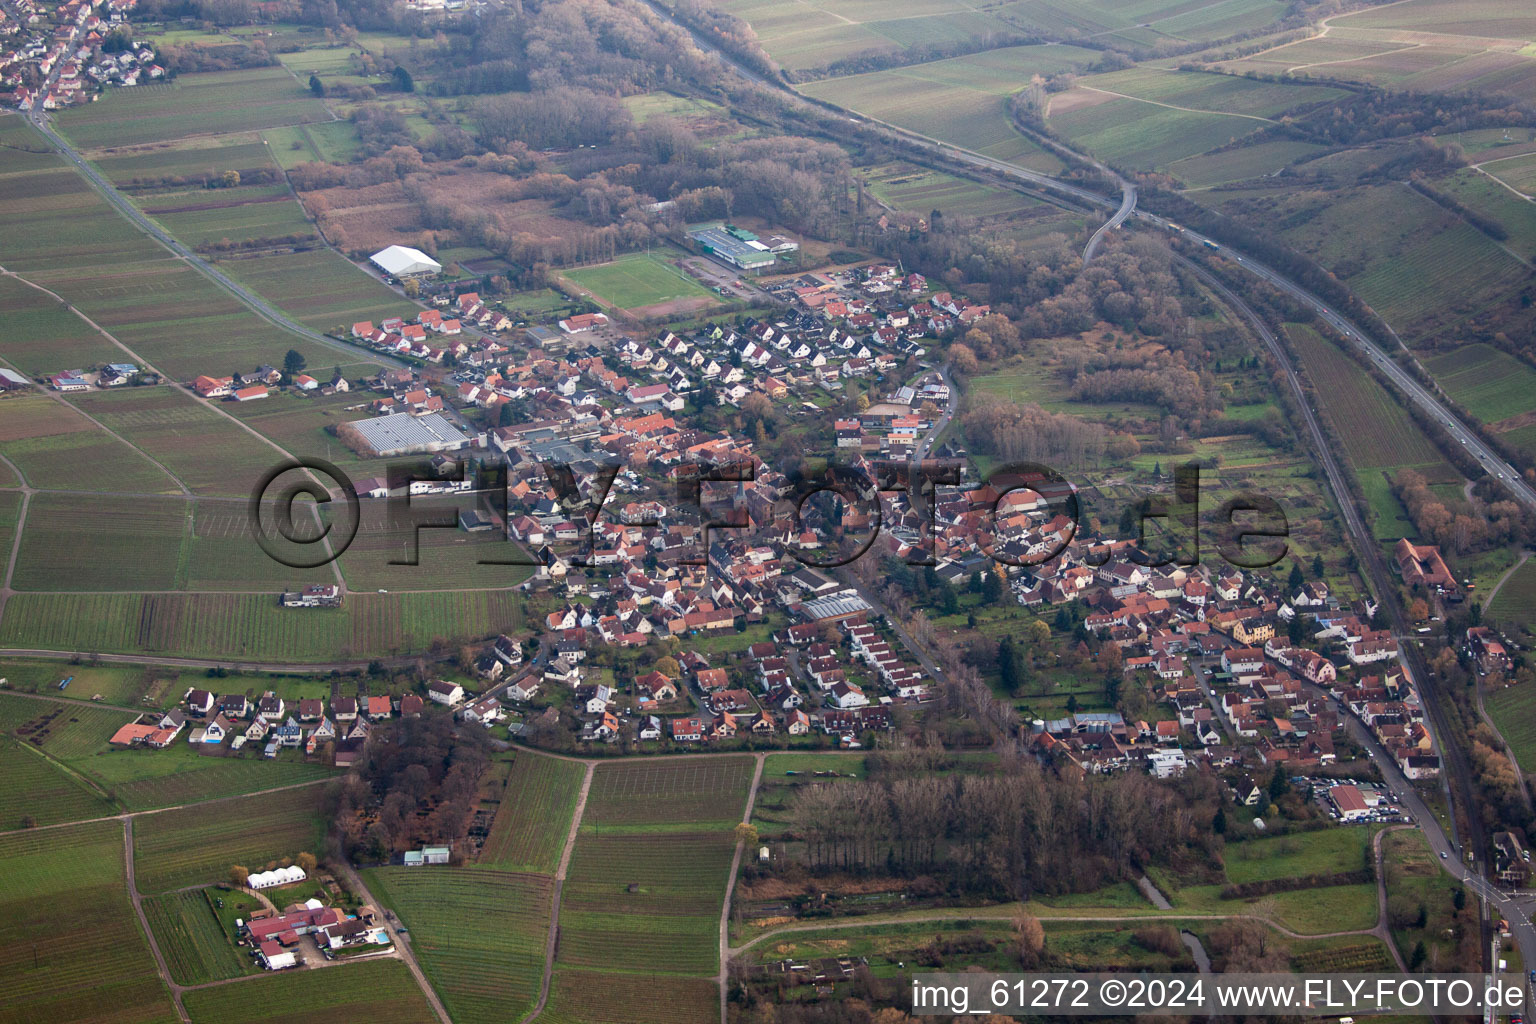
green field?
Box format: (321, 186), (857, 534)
(12, 493), (187, 592)
(863, 162), (1039, 218)
(365, 867), (552, 1024)
(182, 957), (436, 1024)
(1487, 682), (1536, 773)
(723, 0), (1289, 70)
(57, 68), (332, 149)
(0, 734), (116, 829)
(1223, 826), (1375, 885)
(562, 252), (717, 312)
(477, 751), (586, 874)
(1489, 555), (1536, 633)
(71, 385), (295, 498)
(1285, 324), (1459, 534)
(0, 589), (526, 663)
(1425, 343), (1536, 428)
(548, 756), (753, 1008)
(0, 820), (177, 1024)
(582, 757), (755, 827)
(0, 274), (124, 374)
(221, 247), (416, 332)
(131, 785), (327, 894)
(142, 888), (252, 985)
(0, 394), (181, 495)
(803, 46), (1097, 171)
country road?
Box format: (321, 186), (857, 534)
(20, 112), (402, 372)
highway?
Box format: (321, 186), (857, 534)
(21, 110), (402, 371)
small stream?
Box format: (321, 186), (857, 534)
(1139, 875), (1213, 975)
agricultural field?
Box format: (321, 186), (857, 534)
(221, 247), (416, 332)
(558, 829), (737, 976)
(186, 499), (335, 591)
(0, 274), (124, 374)
(131, 784), (327, 894)
(1487, 681), (1536, 772)
(0, 733), (116, 829)
(90, 135), (277, 187)
(70, 385), (294, 499)
(142, 888), (252, 985)
(1286, 324), (1460, 538)
(543, 755), (752, 1019)
(140, 183), (320, 249)
(74, 745), (336, 814)
(56, 67), (333, 149)
(1488, 555), (1536, 633)
(1047, 88), (1270, 171)
(0, 394), (180, 494)
(1433, 167), (1536, 258)
(182, 957), (436, 1024)
(1166, 138), (1329, 188)
(802, 46), (1097, 171)
(538, 970), (719, 1024)
(582, 756), (755, 827)
(477, 751), (586, 874)
(0, 589), (525, 662)
(335, 495), (538, 593)
(862, 162), (1040, 218)
(1215, 185), (1530, 349)
(365, 867), (552, 1024)
(562, 252), (719, 315)
(1425, 344), (1536, 430)
(11, 493), (187, 592)
(0, 820), (177, 1024)
(722, 0), (1290, 71)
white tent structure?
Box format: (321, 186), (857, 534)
(369, 244), (442, 279)
(247, 865), (307, 890)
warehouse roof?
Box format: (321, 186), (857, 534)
(370, 244), (443, 277)
(349, 411), (469, 455)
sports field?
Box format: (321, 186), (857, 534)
(562, 252), (717, 313)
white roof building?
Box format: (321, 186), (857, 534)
(247, 865), (307, 890)
(370, 245), (442, 278)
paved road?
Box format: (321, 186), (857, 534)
(20, 113), (400, 371)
